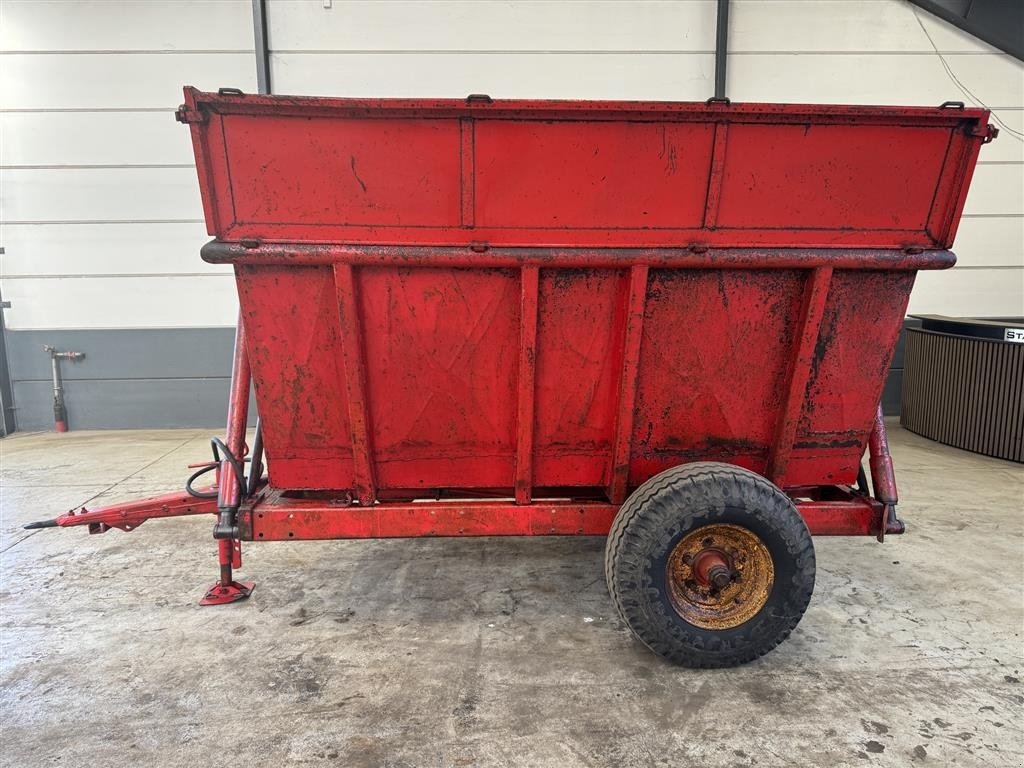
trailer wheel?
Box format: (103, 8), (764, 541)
(605, 462), (815, 667)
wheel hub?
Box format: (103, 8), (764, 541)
(666, 523), (774, 630)
(692, 549), (734, 590)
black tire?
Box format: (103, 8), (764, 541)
(605, 461), (815, 668)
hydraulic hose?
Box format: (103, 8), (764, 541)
(185, 437), (247, 500)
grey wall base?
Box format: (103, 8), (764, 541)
(4, 322), (913, 432)
(5, 328), (254, 431)
(882, 317), (920, 417)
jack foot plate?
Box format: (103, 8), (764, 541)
(200, 580), (255, 606)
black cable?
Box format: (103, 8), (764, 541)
(856, 464), (869, 495)
(184, 437), (248, 500)
(185, 463), (219, 499)
(211, 436), (246, 500)
(246, 419), (264, 497)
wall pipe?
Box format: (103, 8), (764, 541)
(714, 0), (730, 100)
(251, 0), (272, 95)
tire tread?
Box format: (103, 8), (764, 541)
(605, 462), (815, 668)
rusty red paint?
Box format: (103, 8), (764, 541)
(202, 534), (252, 606)
(691, 549), (732, 588)
(333, 263), (377, 506)
(51, 489), (217, 533)
(209, 313), (254, 596)
(608, 265), (648, 504)
(176, 88), (991, 505)
(34, 92), (996, 556)
(46, 484), (890, 540)
(19, 88), (996, 619)
(204, 242), (957, 271)
(869, 405), (899, 506)
(868, 404), (901, 542)
(514, 266), (539, 505)
(767, 266), (833, 483)
(181, 88), (989, 250)
(235, 493), (889, 541)
(702, 122), (729, 229)
(217, 312), (251, 513)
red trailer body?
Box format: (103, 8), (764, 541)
(32, 89), (995, 666)
(183, 89), (988, 511)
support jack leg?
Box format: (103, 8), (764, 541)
(868, 404), (902, 543)
(200, 538), (254, 605)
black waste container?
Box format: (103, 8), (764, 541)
(901, 315), (1023, 463)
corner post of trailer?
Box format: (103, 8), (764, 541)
(868, 404), (902, 542)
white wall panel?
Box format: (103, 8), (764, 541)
(732, 0), (1009, 55)
(7, 216), (1012, 277)
(951, 216), (1024, 269)
(0, 0), (252, 52)
(0, 53), (257, 110)
(0, 275), (238, 330)
(1, 111), (193, 166)
(729, 52), (1024, 107)
(909, 268), (1024, 317)
(944, 53), (1024, 108)
(2, 168), (204, 223)
(271, 52), (715, 100)
(266, 0), (716, 52)
(975, 110), (1023, 164)
(962, 163), (1024, 217)
(3, 0), (1022, 338)
(731, 0), (933, 52)
(4, 266), (1016, 331)
(1, 223), (226, 277)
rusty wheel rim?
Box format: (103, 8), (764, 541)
(666, 523), (774, 630)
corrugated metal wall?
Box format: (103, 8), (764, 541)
(902, 329), (1023, 462)
(1, 0), (1022, 429)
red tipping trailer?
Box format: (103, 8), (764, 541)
(30, 88), (995, 666)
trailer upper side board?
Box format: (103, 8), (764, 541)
(179, 88), (994, 251)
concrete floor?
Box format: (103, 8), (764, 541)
(0, 423), (1021, 767)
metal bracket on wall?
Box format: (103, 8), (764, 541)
(0, 265), (15, 436)
(43, 346), (85, 433)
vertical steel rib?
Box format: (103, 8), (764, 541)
(334, 264), (377, 505)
